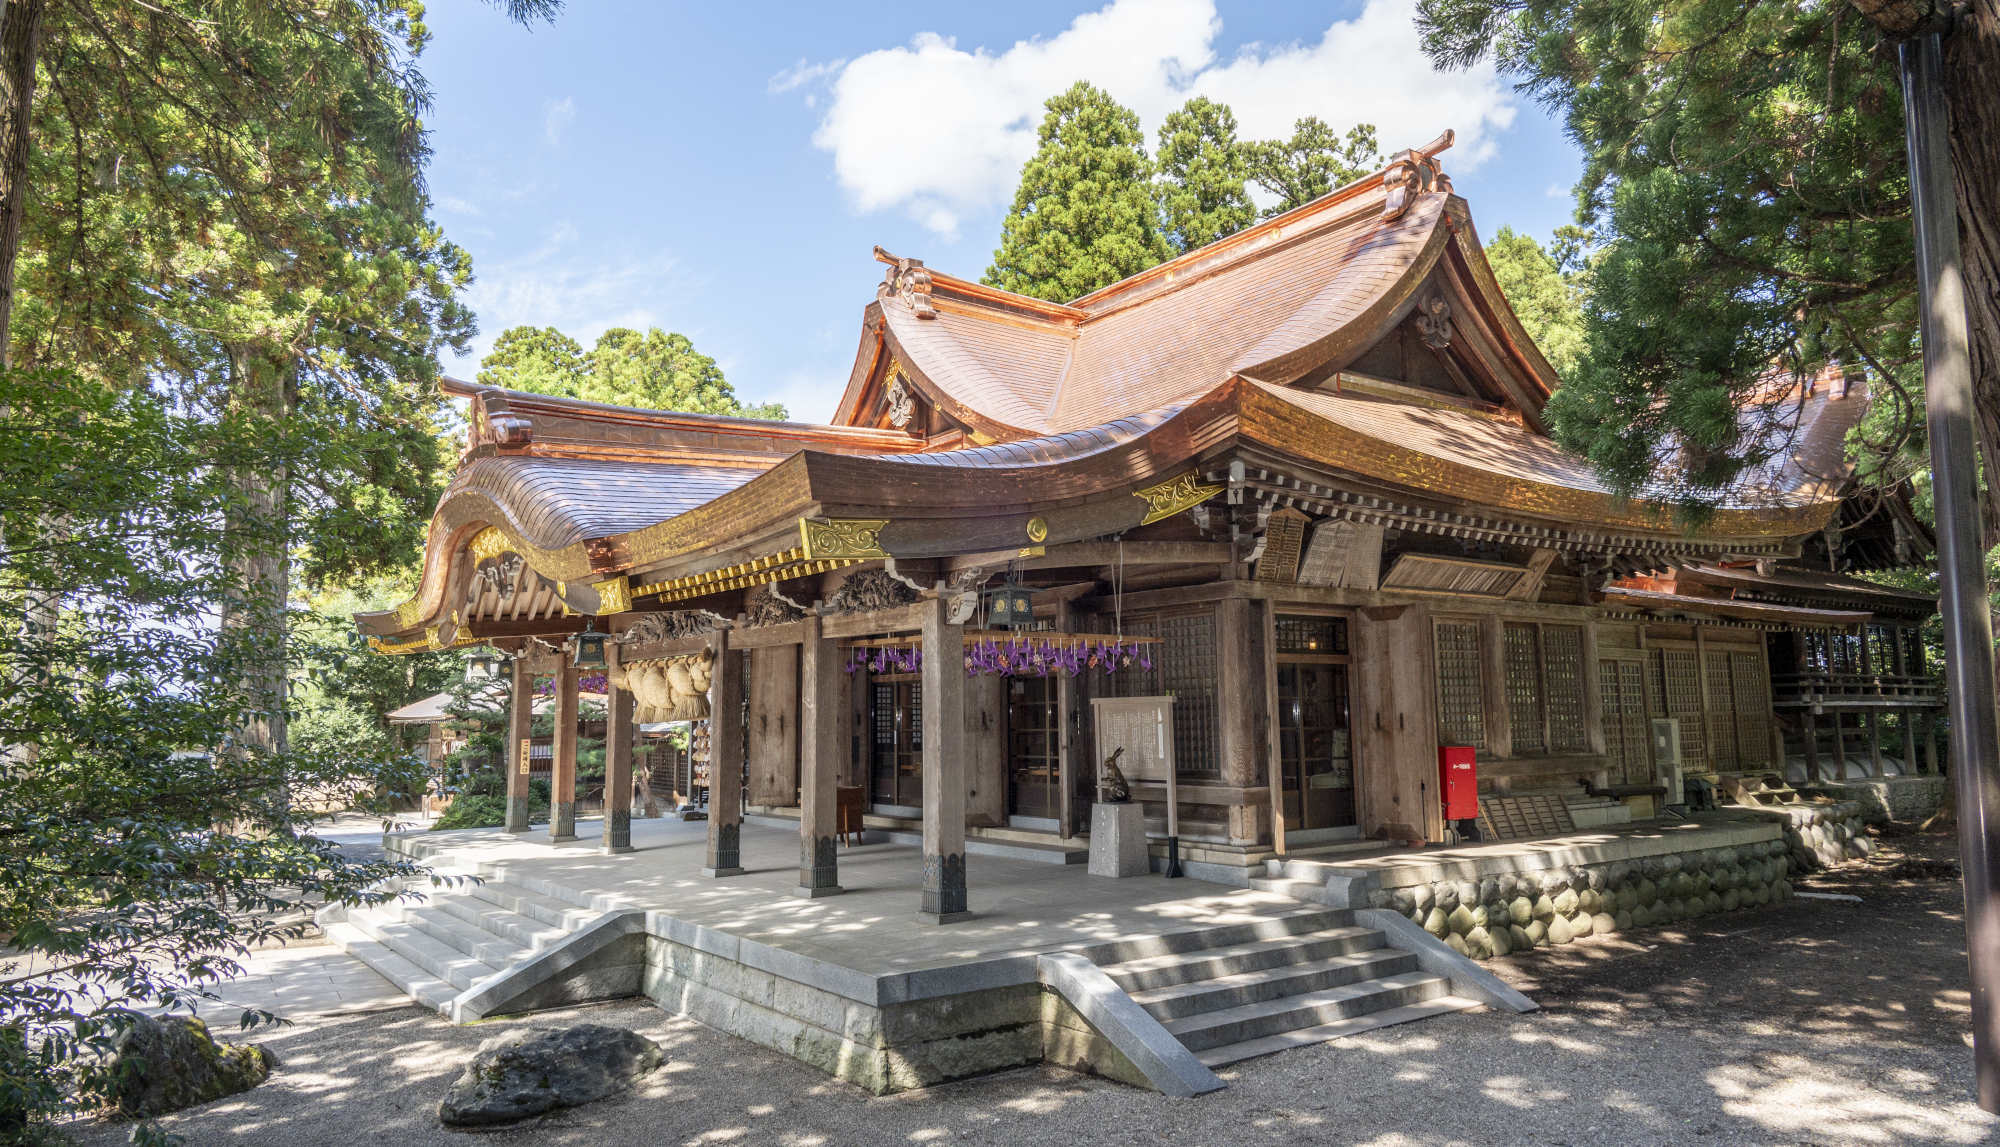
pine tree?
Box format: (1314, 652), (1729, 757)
(1244, 118), (1381, 217)
(1485, 226), (1587, 377)
(1155, 96), (1256, 254)
(1417, 0), (2000, 522)
(477, 326), (589, 396)
(476, 324), (786, 419)
(985, 82), (1172, 302)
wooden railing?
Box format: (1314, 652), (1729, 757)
(1771, 672), (1941, 707)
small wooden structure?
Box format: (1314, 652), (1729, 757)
(358, 133), (1937, 920)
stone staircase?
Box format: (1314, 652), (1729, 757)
(1082, 907), (1480, 1067)
(320, 867), (605, 1016)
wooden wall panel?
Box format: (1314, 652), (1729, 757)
(965, 673), (1007, 827)
(746, 645), (800, 806)
(1353, 603), (1438, 844)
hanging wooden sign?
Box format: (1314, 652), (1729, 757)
(1256, 508), (1309, 583)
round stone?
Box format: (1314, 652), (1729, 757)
(1567, 911), (1594, 939)
(1445, 932), (1471, 956)
(1524, 919), (1548, 947)
(1411, 884), (1435, 912)
(1532, 894), (1557, 922)
(1614, 909), (1633, 930)
(1424, 907), (1450, 937)
(1553, 888), (1580, 917)
(1465, 926), (1495, 959)
(1508, 924), (1533, 951)
(1592, 912), (1618, 936)
(1487, 924), (1513, 958)
(1435, 883), (1460, 911)
(1448, 904), (1477, 936)
(1509, 896), (1534, 926)
(1722, 888), (1741, 912)
(1547, 914), (1574, 945)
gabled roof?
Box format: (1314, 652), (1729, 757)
(844, 132), (1560, 440)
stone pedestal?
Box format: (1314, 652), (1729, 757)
(1089, 802), (1149, 878)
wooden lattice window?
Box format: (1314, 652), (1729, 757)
(1661, 649), (1707, 769)
(1704, 650), (1739, 768)
(1731, 650), (1772, 768)
(1645, 655), (1666, 718)
(1504, 624), (1545, 754)
(1434, 621), (1486, 748)
(1156, 611), (1219, 777)
(1543, 625), (1586, 752)
(1276, 615), (1348, 656)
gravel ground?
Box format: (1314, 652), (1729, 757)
(75, 828), (1999, 1147)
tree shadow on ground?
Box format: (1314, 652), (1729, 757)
(73, 833), (1996, 1147)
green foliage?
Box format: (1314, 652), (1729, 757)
(291, 580), (463, 785)
(985, 82), (1173, 302)
(1155, 97), (1256, 255)
(1484, 226), (1588, 377)
(0, 368), (424, 1130)
(475, 325), (588, 396)
(986, 86), (1382, 299)
(433, 794), (507, 830)
(477, 324), (786, 418)
(1416, 0), (1922, 511)
(1244, 118), (1380, 218)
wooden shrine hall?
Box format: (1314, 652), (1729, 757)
(359, 132), (1941, 925)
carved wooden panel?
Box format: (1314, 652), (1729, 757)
(1661, 649), (1707, 769)
(1543, 624), (1586, 753)
(1478, 794), (1575, 841)
(1504, 623), (1544, 754)
(1256, 508), (1309, 583)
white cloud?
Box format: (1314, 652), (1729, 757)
(543, 96), (576, 146)
(438, 194), (482, 216)
(450, 221), (692, 379)
(790, 0), (1514, 236)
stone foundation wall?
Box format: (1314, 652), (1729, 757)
(1751, 800), (1876, 870)
(1801, 776), (1948, 826)
(642, 934), (1060, 1095)
(1363, 840), (1796, 960)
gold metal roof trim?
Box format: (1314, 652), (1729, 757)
(378, 519), (591, 648)
(629, 544), (866, 606)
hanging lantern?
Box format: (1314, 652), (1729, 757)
(466, 645), (504, 681)
(983, 580), (1037, 629)
(570, 620), (608, 671)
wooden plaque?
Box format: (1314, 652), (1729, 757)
(1091, 695), (1179, 836)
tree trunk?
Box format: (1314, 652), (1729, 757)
(1855, 0), (2000, 540)
(1943, 1), (2000, 543)
(0, 0), (46, 364)
(222, 346), (295, 774)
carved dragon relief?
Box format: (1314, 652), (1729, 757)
(620, 611), (721, 645)
(825, 568), (919, 614)
(744, 584), (808, 627)
(884, 372), (917, 429)
(1381, 129), (1455, 222)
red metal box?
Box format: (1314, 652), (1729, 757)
(1438, 746), (1478, 821)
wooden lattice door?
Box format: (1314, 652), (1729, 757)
(1599, 658), (1654, 786)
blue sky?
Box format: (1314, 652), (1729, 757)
(421, 0), (1581, 424)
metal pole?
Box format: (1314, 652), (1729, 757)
(1899, 26), (2000, 1115)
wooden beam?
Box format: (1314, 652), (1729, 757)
(822, 601), (930, 639)
(731, 618), (811, 649)
(948, 540), (1234, 574)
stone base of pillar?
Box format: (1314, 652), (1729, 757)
(796, 835), (841, 899)
(603, 810), (633, 855)
(1089, 802), (1150, 878)
(551, 801), (577, 843)
(795, 884), (845, 899)
(504, 797), (531, 833)
(918, 851), (969, 924)
(701, 866), (746, 878)
(916, 910), (974, 925)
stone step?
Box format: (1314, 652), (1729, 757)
(1195, 995), (1484, 1067)
(1129, 947), (1420, 1022)
(1162, 970), (1454, 1052)
(393, 903), (531, 969)
(323, 921), (458, 1015)
(1095, 924), (1383, 992)
(345, 911), (508, 992)
(433, 892), (573, 953)
(1248, 876), (1332, 904)
(463, 878), (605, 931)
(1079, 908), (1352, 967)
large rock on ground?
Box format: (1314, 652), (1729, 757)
(439, 1024), (664, 1127)
(104, 1014), (272, 1119)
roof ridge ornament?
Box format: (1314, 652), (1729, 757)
(874, 245), (938, 319)
(1382, 129), (1456, 222)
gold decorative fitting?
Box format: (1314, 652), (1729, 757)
(1134, 473), (1225, 525)
(630, 549), (863, 605)
(1025, 516), (1049, 543)
(1019, 545), (1046, 559)
(799, 517), (890, 560)
(468, 526), (512, 564)
(395, 598), (425, 629)
(594, 575), (633, 616)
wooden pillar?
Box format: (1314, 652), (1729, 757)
(1261, 599), (1285, 856)
(604, 647), (635, 854)
(1055, 597), (1077, 839)
(1830, 709), (1848, 778)
(549, 657), (580, 842)
(1216, 596), (1271, 846)
(1581, 621), (1606, 757)
(747, 646), (801, 808)
(504, 650), (536, 833)
(797, 617), (843, 897)
(1478, 615), (1510, 760)
(1926, 712), (1941, 774)
(1804, 709), (1823, 782)
(1868, 711), (1885, 776)
(703, 629), (746, 876)
(919, 595), (969, 923)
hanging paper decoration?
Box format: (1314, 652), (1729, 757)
(840, 632), (1160, 678)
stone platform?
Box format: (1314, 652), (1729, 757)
(350, 817), (1508, 1094)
